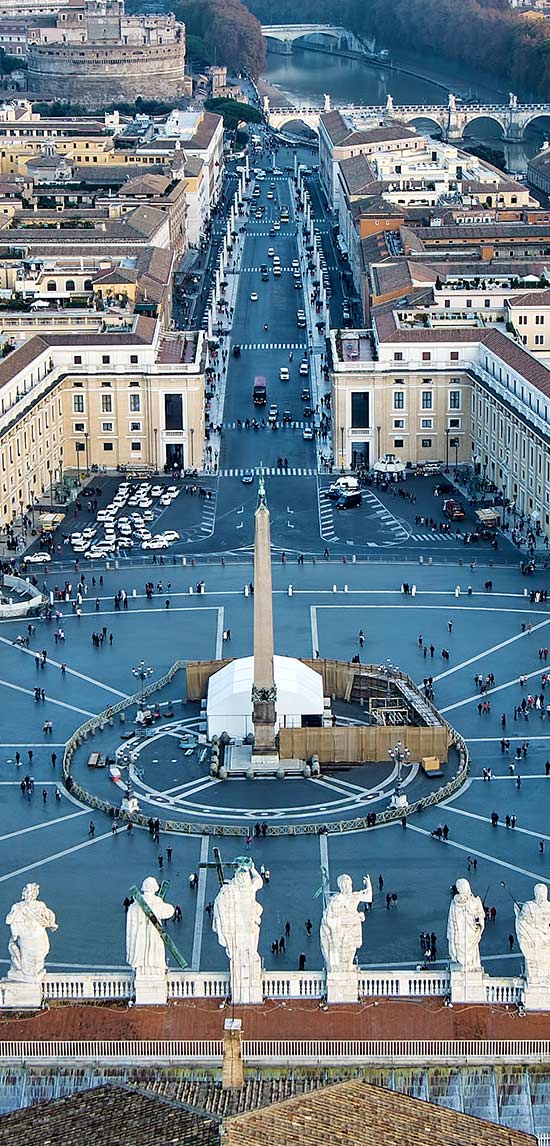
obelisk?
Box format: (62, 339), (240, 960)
(251, 467), (278, 765)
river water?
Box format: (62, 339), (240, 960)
(263, 46), (550, 172)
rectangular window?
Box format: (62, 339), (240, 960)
(164, 393), (183, 431)
(131, 441), (141, 451)
(101, 394), (112, 413)
(74, 422), (85, 432)
(393, 391), (404, 410)
(422, 352), (431, 362)
(74, 355), (82, 365)
(394, 438), (404, 447)
(73, 394), (84, 413)
(536, 315), (545, 325)
(102, 422), (113, 432)
(130, 421), (141, 432)
(535, 335), (545, 346)
(393, 419), (404, 429)
(449, 391), (461, 409)
(421, 392), (432, 409)
(421, 438), (432, 448)
(103, 442), (113, 452)
(102, 354), (110, 365)
(421, 418), (433, 429)
(75, 442), (85, 452)
(450, 351), (459, 362)
(449, 418), (460, 429)
(129, 393), (141, 413)
(351, 392), (369, 428)
(130, 354), (138, 364)
(393, 352), (403, 362)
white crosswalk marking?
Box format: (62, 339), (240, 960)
(237, 342), (307, 351)
(219, 466), (316, 478)
(223, 421), (306, 430)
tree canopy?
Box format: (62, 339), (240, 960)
(205, 97), (262, 129)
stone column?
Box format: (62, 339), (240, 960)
(449, 964), (486, 1003)
(134, 970), (169, 1006)
(326, 970), (359, 1005)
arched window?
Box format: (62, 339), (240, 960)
(46, 280), (56, 292)
(65, 279), (75, 292)
(83, 279), (93, 291)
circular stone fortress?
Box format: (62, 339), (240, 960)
(27, 0), (189, 107)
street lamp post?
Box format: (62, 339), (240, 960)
(340, 426), (345, 472)
(190, 427), (195, 468)
(388, 739), (411, 812)
(445, 428), (450, 473)
(132, 660), (154, 711)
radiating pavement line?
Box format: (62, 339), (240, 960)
(431, 615), (550, 684)
(0, 808), (88, 844)
(0, 830), (113, 883)
(310, 606), (319, 658)
(215, 607), (224, 660)
(0, 678), (95, 716)
(407, 823), (547, 883)
(0, 635), (127, 698)
(192, 835), (209, 971)
(319, 831), (330, 905)
(441, 666), (550, 714)
(440, 803), (550, 843)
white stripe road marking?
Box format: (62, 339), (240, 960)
(440, 803), (550, 843)
(0, 635), (127, 699)
(0, 830), (114, 884)
(432, 615), (550, 686)
(0, 677), (95, 717)
(310, 604), (319, 657)
(0, 808), (88, 844)
(407, 822), (548, 883)
(191, 835), (209, 971)
(215, 606), (224, 659)
(319, 831), (330, 904)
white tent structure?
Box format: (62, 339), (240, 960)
(207, 654), (324, 740)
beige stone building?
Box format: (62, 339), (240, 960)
(331, 311), (550, 527)
(0, 316), (206, 523)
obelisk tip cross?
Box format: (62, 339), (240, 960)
(251, 467), (277, 759)
(257, 462), (266, 507)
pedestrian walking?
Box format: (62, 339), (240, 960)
(508, 933), (514, 950)
(298, 953), (306, 970)
(285, 920), (291, 938)
(305, 918), (312, 935)
(89, 819), (95, 837)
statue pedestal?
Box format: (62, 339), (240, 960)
(390, 792), (408, 812)
(326, 970), (359, 1005)
(133, 971), (168, 1006)
(449, 966), (486, 1004)
(0, 979), (42, 1009)
(230, 968), (263, 1006)
(523, 980), (550, 1011)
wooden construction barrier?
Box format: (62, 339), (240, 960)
(279, 725), (450, 764)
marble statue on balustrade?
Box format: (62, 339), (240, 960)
(126, 876), (175, 977)
(6, 883), (57, 983)
(447, 877), (485, 972)
(320, 873), (371, 974)
(212, 857), (263, 1005)
(515, 883), (550, 984)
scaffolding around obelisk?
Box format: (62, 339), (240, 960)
(250, 466), (279, 768)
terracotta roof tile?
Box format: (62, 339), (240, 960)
(224, 1079), (536, 1146)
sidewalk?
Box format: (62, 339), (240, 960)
(294, 186), (333, 473)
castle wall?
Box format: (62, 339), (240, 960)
(27, 40), (188, 107)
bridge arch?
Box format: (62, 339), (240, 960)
(277, 116), (319, 137)
(521, 111), (550, 138)
(462, 113), (506, 138)
(406, 115), (444, 137)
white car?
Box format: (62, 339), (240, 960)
(143, 510), (155, 522)
(160, 495), (172, 506)
(118, 538), (133, 548)
(70, 532), (83, 543)
(138, 498), (153, 509)
(26, 551), (51, 564)
(160, 530), (180, 542)
(142, 537), (169, 550)
(303, 426), (314, 441)
(250, 292), (258, 302)
(167, 487), (180, 497)
(72, 541), (90, 553)
(279, 367), (290, 381)
(267, 247), (275, 257)
(119, 524), (132, 536)
(150, 485), (163, 497)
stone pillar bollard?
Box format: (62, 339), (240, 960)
(132, 589), (137, 597)
(419, 555), (424, 564)
(332, 584), (337, 593)
(189, 586), (194, 594)
(411, 585), (417, 596)
(288, 585), (293, 596)
(343, 585), (349, 593)
(181, 557), (187, 566)
(455, 586), (461, 597)
(120, 711), (126, 724)
(244, 584), (249, 596)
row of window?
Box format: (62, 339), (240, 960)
(393, 391), (461, 411)
(74, 421), (142, 433)
(75, 441), (142, 453)
(73, 393), (141, 413)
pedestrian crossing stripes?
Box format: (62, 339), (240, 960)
(224, 420), (308, 430)
(220, 466), (316, 478)
(242, 266), (302, 273)
(235, 342), (307, 351)
(410, 531), (458, 543)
